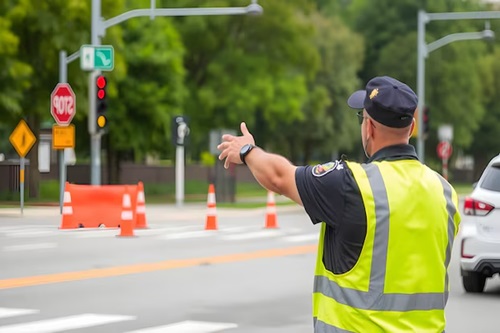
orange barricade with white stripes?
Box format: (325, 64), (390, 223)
(60, 182), (145, 229)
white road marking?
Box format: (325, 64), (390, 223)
(3, 243), (58, 252)
(0, 307), (39, 319)
(283, 233), (319, 242)
(220, 230), (282, 241)
(126, 320), (238, 333)
(0, 314), (135, 333)
(159, 230), (214, 240)
(5, 230), (57, 238)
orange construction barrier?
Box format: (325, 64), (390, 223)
(265, 191), (278, 229)
(60, 182), (76, 229)
(117, 186), (136, 237)
(59, 183), (139, 229)
(135, 181), (148, 229)
(205, 184), (218, 230)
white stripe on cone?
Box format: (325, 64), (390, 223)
(63, 191), (71, 203)
(267, 191), (275, 203)
(136, 205), (146, 214)
(62, 206), (73, 215)
(121, 210), (133, 221)
(122, 194), (132, 208)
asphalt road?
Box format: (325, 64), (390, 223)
(0, 202), (499, 333)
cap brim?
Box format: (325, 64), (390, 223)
(347, 90), (366, 109)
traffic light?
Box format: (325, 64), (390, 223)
(96, 75), (107, 131)
(423, 106), (430, 136)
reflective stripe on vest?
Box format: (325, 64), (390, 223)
(313, 163), (457, 312)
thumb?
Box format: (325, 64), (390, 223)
(240, 122), (251, 136)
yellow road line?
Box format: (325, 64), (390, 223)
(0, 245), (317, 290)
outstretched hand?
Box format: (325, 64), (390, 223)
(217, 122), (255, 169)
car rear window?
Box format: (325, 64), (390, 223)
(481, 164), (500, 192)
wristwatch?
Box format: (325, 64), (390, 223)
(240, 144), (256, 165)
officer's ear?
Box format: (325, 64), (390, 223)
(408, 118), (416, 138)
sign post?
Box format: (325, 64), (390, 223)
(9, 120), (36, 214)
(437, 141), (453, 180)
(51, 82), (76, 213)
(172, 116), (190, 207)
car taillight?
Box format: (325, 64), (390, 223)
(464, 197), (495, 216)
(461, 238), (474, 259)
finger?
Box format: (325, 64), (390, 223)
(240, 122), (250, 136)
(218, 150), (228, 160)
(221, 134), (234, 141)
(224, 158), (229, 169)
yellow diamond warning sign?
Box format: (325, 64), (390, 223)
(9, 120), (36, 158)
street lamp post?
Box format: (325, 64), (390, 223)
(416, 10), (499, 163)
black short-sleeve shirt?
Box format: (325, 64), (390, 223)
(295, 144), (419, 274)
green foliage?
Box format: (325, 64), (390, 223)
(1, 0), (500, 184)
(200, 151), (216, 167)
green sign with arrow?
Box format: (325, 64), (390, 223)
(80, 45), (114, 71)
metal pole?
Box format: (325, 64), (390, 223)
(90, 0), (102, 185)
(20, 157), (25, 215)
(175, 145), (184, 207)
(59, 50), (68, 214)
(417, 10), (426, 163)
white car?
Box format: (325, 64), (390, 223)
(460, 153), (500, 292)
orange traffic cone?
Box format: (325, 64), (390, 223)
(117, 186), (136, 237)
(135, 181), (148, 229)
(265, 191), (278, 229)
(205, 184), (218, 230)
(60, 182), (76, 229)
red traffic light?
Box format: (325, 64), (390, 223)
(97, 89), (106, 100)
(96, 75), (107, 89)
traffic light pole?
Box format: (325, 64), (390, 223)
(58, 49), (79, 213)
(88, 0), (262, 186)
(90, 0), (101, 185)
(416, 10), (499, 163)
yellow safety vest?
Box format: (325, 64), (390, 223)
(313, 160), (461, 333)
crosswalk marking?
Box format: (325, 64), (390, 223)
(5, 230), (56, 238)
(220, 230), (282, 241)
(3, 243), (57, 252)
(0, 307), (39, 319)
(0, 224), (316, 244)
(126, 320), (238, 333)
(160, 230), (213, 240)
(0, 313), (135, 333)
(283, 233), (318, 242)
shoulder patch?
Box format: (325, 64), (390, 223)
(312, 161), (342, 177)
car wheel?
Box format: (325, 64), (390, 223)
(462, 272), (486, 293)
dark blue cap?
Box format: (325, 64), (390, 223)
(347, 76), (418, 128)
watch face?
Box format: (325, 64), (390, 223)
(241, 144), (252, 154)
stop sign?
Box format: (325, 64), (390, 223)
(437, 141), (453, 159)
(51, 83), (76, 126)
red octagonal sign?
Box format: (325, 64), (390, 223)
(51, 83), (76, 126)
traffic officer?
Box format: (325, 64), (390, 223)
(217, 75), (461, 332)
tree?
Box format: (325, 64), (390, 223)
(278, 11), (365, 163)
(169, 0), (324, 160)
(105, 15), (186, 183)
(5, 0), (91, 197)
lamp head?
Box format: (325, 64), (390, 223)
(246, 3), (263, 16)
(482, 29), (495, 42)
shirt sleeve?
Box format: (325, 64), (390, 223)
(295, 160), (350, 226)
